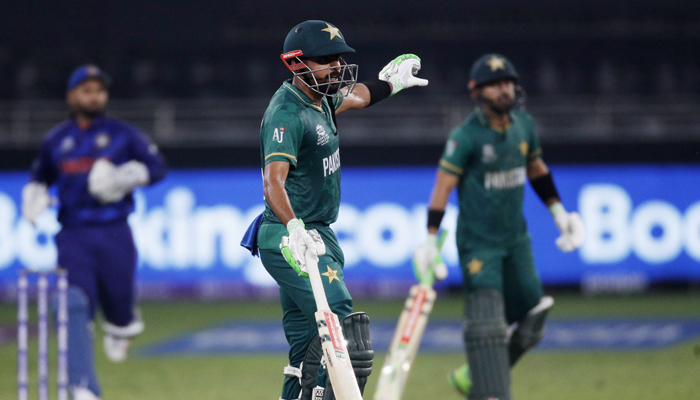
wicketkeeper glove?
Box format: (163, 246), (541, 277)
(378, 54), (429, 96)
(21, 182), (51, 224)
(412, 233), (447, 285)
(280, 219), (326, 277)
(88, 158), (150, 204)
(549, 203), (585, 252)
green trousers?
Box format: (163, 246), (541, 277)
(258, 222), (353, 400)
(458, 234), (544, 324)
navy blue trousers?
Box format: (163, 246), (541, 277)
(55, 221), (137, 325)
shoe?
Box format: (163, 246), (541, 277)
(448, 363), (472, 397)
(103, 334), (130, 363)
(72, 387), (101, 400)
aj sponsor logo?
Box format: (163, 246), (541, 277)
(273, 127), (285, 143)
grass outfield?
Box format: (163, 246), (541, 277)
(1, 292), (699, 400)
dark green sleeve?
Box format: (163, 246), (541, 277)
(438, 127), (473, 176)
(261, 110), (305, 167)
(524, 112), (542, 161)
(332, 96), (344, 110)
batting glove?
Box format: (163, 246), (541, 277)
(281, 219), (326, 277)
(88, 159), (149, 204)
(21, 182), (51, 224)
(412, 233), (447, 285)
(549, 203), (585, 252)
(378, 54), (429, 96)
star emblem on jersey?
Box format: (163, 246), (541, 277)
(467, 258), (483, 275)
(321, 266), (340, 283)
(486, 56), (506, 72)
(321, 23), (342, 40)
(519, 141), (529, 156)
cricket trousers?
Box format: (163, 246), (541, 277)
(258, 222), (353, 400)
(55, 220), (138, 325)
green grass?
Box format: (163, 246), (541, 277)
(1, 292), (699, 400)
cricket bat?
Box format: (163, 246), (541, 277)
(306, 247), (364, 400)
(374, 231), (446, 400)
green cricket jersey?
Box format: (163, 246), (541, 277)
(440, 107), (542, 246)
(260, 80), (343, 226)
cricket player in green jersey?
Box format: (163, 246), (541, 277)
(244, 20), (428, 400)
(412, 54), (585, 400)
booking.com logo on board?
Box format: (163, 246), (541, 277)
(0, 166), (698, 288)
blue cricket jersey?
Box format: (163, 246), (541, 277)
(30, 116), (167, 228)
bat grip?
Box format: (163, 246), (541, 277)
(305, 248), (331, 311)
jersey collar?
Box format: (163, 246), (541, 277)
(474, 106), (516, 133)
(282, 80), (324, 112)
(70, 115), (107, 131)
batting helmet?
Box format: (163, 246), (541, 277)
(280, 20), (358, 97)
(469, 54), (519, 88)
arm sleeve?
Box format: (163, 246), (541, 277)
(261, 110), (305, 167)
(332, 96), (344, 111)
(129, 129), (168, 184)
(29, 139), (58, 186)
(438, 128), (473, 177)
(524, 113), (542, 161)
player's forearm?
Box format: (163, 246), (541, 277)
(350, 83), (371, 109)
(426, 170), (458, 233)
(263, 179), (296, 226)
(527, 158), (560, 206)
(428, 170), (458, 211)
(426, 192), (448, 235)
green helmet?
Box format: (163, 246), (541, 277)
(283, 20), (355, 58)
(280, 20), (358, 97)
(469, 54), (519, 88)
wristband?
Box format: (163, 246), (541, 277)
(427, 209), (445, 229)
(363, 80), (392, 107)
(530, 172), (560, 205)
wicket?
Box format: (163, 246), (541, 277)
(17, 269), (69, 400)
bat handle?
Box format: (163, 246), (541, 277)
(305, 248), (331, 311)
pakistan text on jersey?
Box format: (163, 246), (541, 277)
(323, 149), (340, 177)
(484, 167), (526, 190)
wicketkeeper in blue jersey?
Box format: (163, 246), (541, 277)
(21, 65), (167, 400)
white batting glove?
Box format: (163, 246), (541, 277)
(88, 159), (149, 204)
(378, 54), (429, 96)
(280, 219), (326, 278)
(21, 182), (51, 224)
(412, 233), (447, 284)
(549, 203), (585, 252)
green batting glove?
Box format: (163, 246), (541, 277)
(280, 236), (306, 277)
(412, 230), (448, 286)
(378, 54), (429, 96)
(281, 218), (309, 277)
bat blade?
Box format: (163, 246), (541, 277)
(315, 310), (363, 400)
(307, 249), (363, 400)
(374, 284), (436, 400)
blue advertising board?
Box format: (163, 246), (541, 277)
(0, 165), (698, 298)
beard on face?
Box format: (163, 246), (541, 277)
(478, 92), (513, 116)
(302, 68), (342, 95)
(71, 103), (106, 119)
